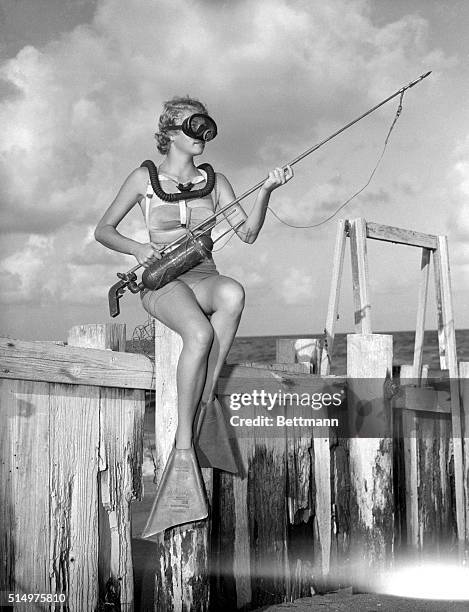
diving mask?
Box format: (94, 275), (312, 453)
(172, 113), (218, 142)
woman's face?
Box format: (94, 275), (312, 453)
(170, 109), (206, 157)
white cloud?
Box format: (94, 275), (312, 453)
(279, 268), (314, 305)
(0, 0), (456, 331)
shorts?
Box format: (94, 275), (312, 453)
(140, 256), (219, 314)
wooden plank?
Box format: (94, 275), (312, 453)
(217, 359), (289, 608)
(238, 361), (312, 373)
(49, 383), (100, 611)
(413, 248), (431, 381)
(222, 363), (345, 381)
(394, 386), (451, 414)
(418, 411), (453, 559)
(347, 334), (393, 590)
(313, 436), (331, 577)
(432, 247), (447, 369)
(276, 335), (334, 581)
(68, 323), (126, 351)
(68, 323), (144, 611)
(437, 235), (465, 552)
(248, 435), (288, 608)
(399, 360), (454, 559)
(330, 432), (350, 586)
(321, 219), (347, 375)
(460, 362), (469, 546)
(0, 379), (50, 602)
(0, 337), (154, 390)
(400, 365), (420, 551)
(218, 375), (346, 397)
(240, 371), (287, 609)
(366, 222), (438, 249)
(349, 218), (372, 333)
(99, 388), (145, 610)
(232, 438), (254, 609)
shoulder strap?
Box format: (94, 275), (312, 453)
(144, 180), (153, 228)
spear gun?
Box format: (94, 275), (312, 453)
(108, 71), (431, 317)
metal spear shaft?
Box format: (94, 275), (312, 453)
(123, 71), (431, 275)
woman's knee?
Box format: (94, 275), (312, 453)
(215, 278), (245, 315)
(183, 321), (214, 353)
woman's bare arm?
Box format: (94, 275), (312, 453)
(95, 167), (161, 266)
(216, 168), (293, 244)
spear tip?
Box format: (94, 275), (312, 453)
(405, 70), (432, 90)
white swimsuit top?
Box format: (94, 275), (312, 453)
(143, 170), (217, 243)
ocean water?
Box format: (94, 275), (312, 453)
(130, 329), (469, 375)
(226, 329), (469, 375)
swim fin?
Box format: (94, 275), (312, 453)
(141, 445), (208, 538)
(194, 396), (239, 474)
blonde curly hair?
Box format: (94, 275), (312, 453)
(155, 96), (209, 155)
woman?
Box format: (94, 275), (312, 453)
(95, 96), (293, 532)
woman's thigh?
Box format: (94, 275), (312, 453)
(192, 275), (245, 315)
(141, 280), (211, 339)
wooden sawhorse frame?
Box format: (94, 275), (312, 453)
(320, 218), (465, 555)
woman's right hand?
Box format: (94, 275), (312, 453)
(132, 242), (163, 267)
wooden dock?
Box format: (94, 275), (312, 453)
(1, 219), (468, 611)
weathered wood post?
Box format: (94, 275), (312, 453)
(346, 334), (393, 591)
(151, 319), (212, 611)
(460, 362), (469, 552)
(278, 338), (331, 589)
(67, 323), (145, 611)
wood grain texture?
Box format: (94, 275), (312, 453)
(417, 412), (453, 558)
(437, 235), (465, 551)
(321, 219), (347, 376)
(366, 222), (438, 249)
(349, 219), (372, 334)
(413, 248), (431, 381)
(0, 337), (153, 389)
(49, 383), (100, 611)
(432, 247), (447, 369)
(347, 334), (393, 591)
(67, 323), (145, 611)
(0, 379), (50, 603)
(248, 437), (288, 608)
(67, 323), (126, 351)
(313, 436), (331, 577)
(152, 319), (211, 612)
(99, 388), (145, 610)
(399, 364), (427, 551)
(460, 362), (469, 546)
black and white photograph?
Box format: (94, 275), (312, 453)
(1, 1), (469, 610)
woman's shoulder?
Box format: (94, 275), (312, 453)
(123, 165), (151, 196)
(215, 171), (232, 188)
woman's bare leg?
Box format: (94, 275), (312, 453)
(141, 281), (214, 448)
(193, 276), (245, 402)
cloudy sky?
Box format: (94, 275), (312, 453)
(1, 0), (468, 340)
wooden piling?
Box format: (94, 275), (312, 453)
(152, 319), (212, 611)
(67, 323), (145, 611)
(398, 364), (454, 557)
(460, 362), (469, 550)
(278, 339), (331, 582)
(346, 334), (393, 590)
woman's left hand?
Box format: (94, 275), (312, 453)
(262, 165), (294, 193)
